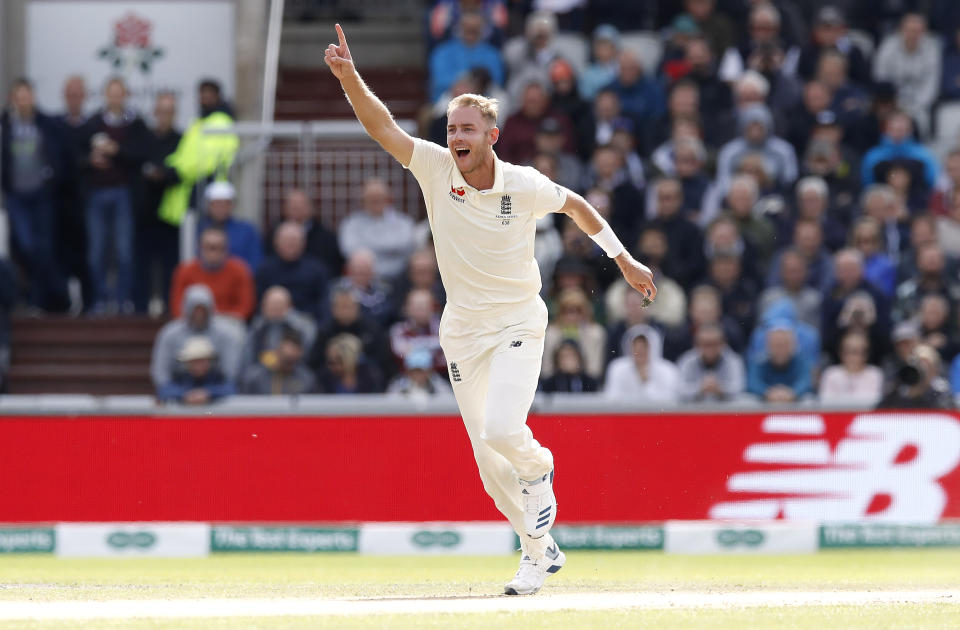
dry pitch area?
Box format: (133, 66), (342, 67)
(1, 550), (959, 629)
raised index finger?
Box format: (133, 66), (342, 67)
(335, 23), (348, 50)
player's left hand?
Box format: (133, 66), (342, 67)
(616, 254), (657, 305)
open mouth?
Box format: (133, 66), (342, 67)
(455, 148), (470, 159)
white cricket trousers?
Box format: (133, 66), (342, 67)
(439, 296), (556, 558)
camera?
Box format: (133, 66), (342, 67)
(896, 361), (922, 387)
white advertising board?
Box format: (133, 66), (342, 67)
(56, 522), (210, 557)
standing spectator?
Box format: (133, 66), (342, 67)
(388, 288), (444, 376)
(716, 104), (798, 189)
(156, 336), (234, 405)
(387, 347), (453, 399)
(241, 285), (316, 374)
(603, 50), (665, 128)
(79, 77), (149, 313)
(860, 111), (938, 192)
(429, 11), (504, 102)
(1, 78), (69, 310)
(266, 188), (343, 278)
(338, 179), (415, 280)
(314, 333), (384, 394)
(240, 328), (316, 395)
(497, 81), (574, 165)
(542, 287), (607, 380)
(747, 324), (813, 403)
(676, 323), (746, 403)
(308, 284), (391, 380)
(579, 24), (620, 101)
(336, 250), (394, 325)
(150, 284), (244, 390)
(255, 222), (329, 322)
(819, 331), (883, 406)
(873, 13), (941, 138)
(196, 181), (262, 271)
(133, 92), (181, 313)
(604, 325), (679, 403)
(169, 227), (254, 321)
(538, 339), (599, 393)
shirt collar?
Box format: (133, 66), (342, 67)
(452, 152), (504, 195)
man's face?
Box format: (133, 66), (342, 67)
(275, 228), (305, 263)
(188, 304), (210, 330)
(631, 336), (650, 369)
(348, 255), (375, 288)
(617, 53), (642, 84)
(886, 114), (911, 142)
(186, 357), (212, 379)
(153, 95), (176, 132)
(594, 91), (620, 120)
(331, 292), (359, 324)
(710, 256), (740, 288)
(817, 55), (846, 89)
(803, 82), (831, 113)
(409, 254), (436, 288)
(854, 224), (881, 256)
(670, 85), (699, 118)
(685, 39), (712, 71)
(814, 22), (843, 47)
(362, 181), (390, 216)
(199, 85), (219, 109)
(591, 148), (621, 180)
(406, 292), (434, 326)
(105, 82), (127, 111)
(917, 246), (944, 275)
(798, 189), (826, 219)
(199, 232), (228, 269)
(283, 190), (312, 223)
(901, 15), (925, 49)
(767, 330), (795, 365)
(656, 181), (682, 218)
(794, 223), (822, 256)
(639, 230), (667, 265)
(835, 255), (863, 289)
(674, 145), (701, 178)
(696, 329), (724, 363)
(63, 78), (86, 114)
(727, 182), (755, 217)
(744, 120), (767, 145)
(447, 106), (498, 176)
(690, 293), (720, 325)
(750, 10), (779, 43)
(261, 290), (290, 321)
(276, 340), (303, 372)
(556, 345), (582, 374)
(11, 85), (34, 116)
(208, 199), (233, 223)
(685, 0), (714, 20)
(781, 253), (807, 290)
(520, 84), (549, 118)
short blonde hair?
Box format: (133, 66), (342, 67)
(446, 93), (499, 127)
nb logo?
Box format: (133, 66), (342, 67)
(510, 340), (522, 348)
(411, 530), (461, 548)
(715, 529), (765, 548)
(106, 531), (157, 549)
(449, 362), (462, 382)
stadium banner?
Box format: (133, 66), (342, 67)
(358, 522), (515, 555)
(519, 525), (664, 551)
(819, 523), (960, 548)
(0, 527), (55, 553)
(2, 412), (960, 524)
(211, 526), (359, 552)
(26, 0), (235, 129)
(664, 520), (819, 554)
(56, 522), (210, 557)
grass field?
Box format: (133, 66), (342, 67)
(2, 550), (960, 629)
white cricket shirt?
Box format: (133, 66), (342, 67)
(404, 137), (567, 314)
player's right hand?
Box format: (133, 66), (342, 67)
(324, 23), (355, 80)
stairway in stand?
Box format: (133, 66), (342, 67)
(8, 316), (165, 395)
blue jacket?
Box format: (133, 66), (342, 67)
(863, 253), (897, 298)
(156, 369), (235, 403)
(197, 216), (263, 271)
(429, 39), (504, 102)
(0, 108), (69, 195)
(747, 352), (812, 398)
(861, 135), (939, 189)
(747, 298), (821, 368)
(603, 77), (665, 123)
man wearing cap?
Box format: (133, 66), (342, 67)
(197, 181), (263, 271)
(156, 336), (235, 405)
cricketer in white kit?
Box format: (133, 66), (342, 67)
(325, 24), (657, 595)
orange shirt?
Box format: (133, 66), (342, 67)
(170, 258), (255, 320)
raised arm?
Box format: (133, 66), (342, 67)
(559, 189), (657, 302)
(324, 24), (414, 165)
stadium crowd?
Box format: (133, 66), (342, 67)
(7, 1), (960, 408)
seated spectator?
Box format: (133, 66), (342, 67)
(704, 252), (758, 342)
(880, 344), (954, 409)
(503, 11), (562, 107)
(580, 89), (632, 160)
(314, 333), (384, 394)
(681, 37), (733, 147)
(239, 327), (316, 395)
(338, 179), (416, 281)
(774, 175), (848, 253)
(156, 336), (234, 405)
(663, 284), (744, 361)
(389, 248), (446, 312)
(819, 331), (884, 406)
(851, 217), (897, 298)
(649, 177), (705, 287)
(748, 297), (821, 369)
(683, 0), (737, 60)
(387, 347), (452, 400)
(702, 216), (760, 285)
(196, 182), (262, 271)
(932, 158), (960, 258)
(930, 148), (960, 218)
(759, 249), (822, 329)
(605, 285), (653, 366)
(676, 323), (746, 403)
(548, 60), (591, 143)
(542, 287), (607, 380)
(747, 325), (813, 403)
(539, 339), (599, 393)
(816, 50), (869, 135)
(860, 111), (938, 192)
(389, 288), (444, 376)
(265, 188), (342, 277)
(719, 2), (801, 84)
(582, 145), (645, 244)
(497, 81), (573, 165)
(429, 11), (504, 103)
(241, 286), (316, 373)
(603, 49), (665, 127)
(336, 249), (394, 325)
(894, 243), (958, 322)
(884, 321), (921, 383)
(0, 259), (15, 391)
(917, 294), (956, 363)
(822, 249), (890, 363)
(426, 0), (507, 50)
(896, 214), (941, 283)
(783, 219), (835, 292)
(860, 184), (908, 260)
(716, 104), (797, 190)
(533, 118), (584, 192)
(308, 284), (391, 380)
(169, 227), (254, 321)
(674, 137), (715, 225)
(150, 284), (244, 391)
(255, 221), (329, 322)
(579, 24), (621, 101)
(720, 173), (777, 267)
(797, 6), (871, 85)
(604, 325), (679, 403)
(605, 228), (686, 329)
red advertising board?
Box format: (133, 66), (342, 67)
(2, 412), (959, 523)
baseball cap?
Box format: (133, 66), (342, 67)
(815, 6), (845, 26)
(205, 181), (235, 201)
(404, 348), (433, 371)
(593, 24), (620, 46)
(670, 15), (700, 36)
(178, 336), (216, 362)
(549, 59), (575, 83)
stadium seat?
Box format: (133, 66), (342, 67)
(935, 101), (960, 149)
(620, 31), (663, 75)
(553, 32), (589, 74)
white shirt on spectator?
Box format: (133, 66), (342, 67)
(818, 364), (884, 406)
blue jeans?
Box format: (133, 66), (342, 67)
(85, 186), (133, 307)
(5, 189), (66, 308)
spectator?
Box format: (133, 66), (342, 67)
(719, 2), (800, 83)
(387, 347), (453, 399)
(649, 177), (705, 287)
(548, 59), (592, 149)
(497, 81), (574, 165)
(170, 227), (254, 321)
(389, 288), (444, 376)
(851, 216), (897, 298)
(917, 294), (956, 363)
(539, 339), (599, 393)
(786, 81), (833, 159)
(605, 284), (653, 365)
(817, 328), (883, 407)
(705, 251), (759, 343)
(337, 249), (394, 325)
(579, 89), (630, 160)
(79, 77), (149, 314)
(389, 248), (446, 312)
(156, 336), (234, 405)
(783, 218), (835, 292)
(775, 175), (848, 253)
(241, 285), (316, 374)
(716, 104), (798, 189)
(860, 184), (908, 260)
(894, 243), (959, 322)
(582, 145), (644, 246)
(930, 148), (960, 219)
(721, 173), (777, 267)
(797, 5), (871, 86)
(604, 325), (679, 403)
(884, 320), (921, 383)
(681, 37), (732, 145)
(338, 178), (416, 280)
(747, 324), (813, 403)
(133, 92), (181, 314)
(314, 333), (384, 394)
(150, 284), (244, 390)
(605, 227), (686, 329)
(239, 327), (316, 395)
(503, 11), (562, 107)
(579, 24), (620, 101)
(255, 221), (329, 322)
(649, 83), (701, 172)
(196, 181), (262, 271)
(429, 11), (504, 103)
(816, 50), (869, 134)
(669, 137), (715, 225)
(860, 110), (938, 192)
(676, 323), (746, 403)
(1, 78), (69, 310)
(821, 248), (890, 364)
(542, 287), (606, 380)
(682, 0), (737, 59)
(532, 118), (584, 192)
(0, 259), (15, 391)
(759, 249), (822, 328)
(873, 13), (941, 137)
(426, 0), (507, 50)
(308, 284), (391, 380)
(266, 188), (343, 277)
(879, 343), (953, 409)
(603, 50), (665, 127)
(747, 296), (821, 369)
(896, 214), (940, 283)
(663, 284), (744, 361)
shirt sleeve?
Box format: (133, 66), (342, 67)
(530, 167), (567, 219)
(404, 137), (451, 185)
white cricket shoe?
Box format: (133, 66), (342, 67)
(520, 470), (556, 538)
(503, 542), (565, 595)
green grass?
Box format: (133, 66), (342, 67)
(2, 550), (959, 629)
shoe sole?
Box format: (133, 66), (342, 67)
(503, 551), (566, 596)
